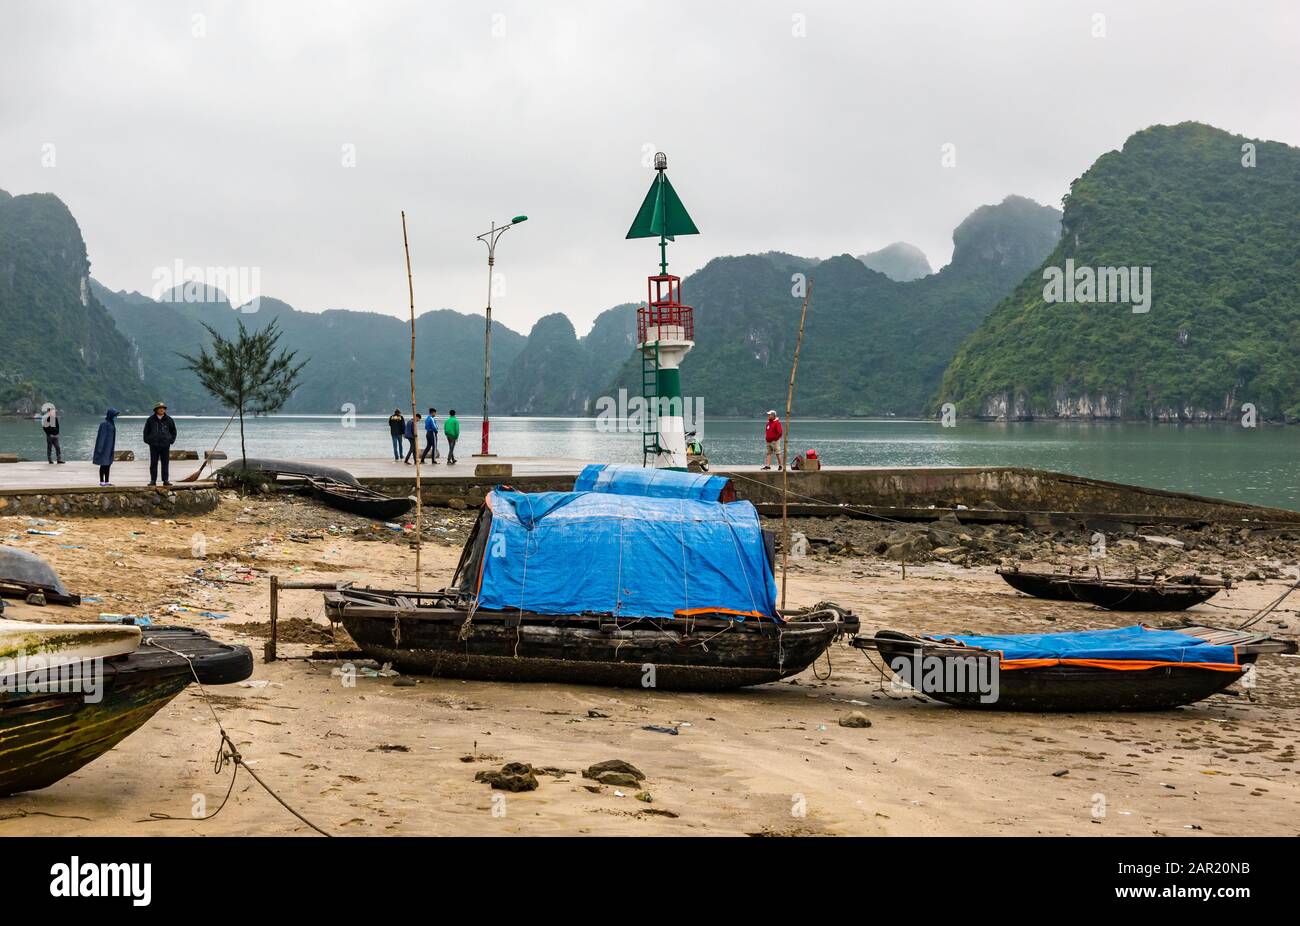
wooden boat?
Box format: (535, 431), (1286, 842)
(303, 476), (414, 521)
(324, 588), (857, 690)
(995, 567), (1081, 602)
(214, 457), (363, 486)
(0, 624), (253, 795)
(853, 624), (1295, 711)
(214, 458), (413, 521)
(0, 546), (81, 605)
(323, 473), (858, 690)
(996, 566), (1230, 611)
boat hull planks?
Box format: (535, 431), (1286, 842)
(0, 626), (253, 795)
(327, 593), (855, 691)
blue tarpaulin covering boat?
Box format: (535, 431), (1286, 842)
(324, 476), (857, 690)
(473, 488), (776, 619)
(573, 463), (733, 502)
(924, 625), (1241, 670)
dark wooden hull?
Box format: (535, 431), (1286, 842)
(861, 632), (1253, 712)
(1066, 582), (1219, 611)
(327, 595), (855, 691)
(0, 627), (253, 795)
(308, 482), (413, 521)
(996, 570), (1079, 601)
(997, 569), (1222, 611)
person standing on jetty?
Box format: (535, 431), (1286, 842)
(388, 409), (405, 460)
(403, 415), (417, 464)
(762, 409), (783, 470)
(41, 406), (64, 464)
(420, 407), (439, 464)
(443, 410), (460, 465)
(143, 402), (177, 486)
(92, 408), (118, 486)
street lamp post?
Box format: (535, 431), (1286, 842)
(474, 214), (528, 457)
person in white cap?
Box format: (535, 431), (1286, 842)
(763, 409), (784, 470)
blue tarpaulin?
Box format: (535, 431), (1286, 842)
(574, 464), (731, 501)
(928, 625), (1240, 667)
(473, 488), (777, 619)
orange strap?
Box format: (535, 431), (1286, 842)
(1000, 657), (1241, 673)
(674, 607), (767, 619)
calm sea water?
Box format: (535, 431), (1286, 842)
(3, 415), (1297, 511)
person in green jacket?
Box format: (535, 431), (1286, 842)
(443, 410), (460, 465)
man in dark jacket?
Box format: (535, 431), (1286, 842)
(403, 415), (417, 464)
(143, 401), (177, 486)
(387, 409), (405, 460)
(41, 405), (64, 464)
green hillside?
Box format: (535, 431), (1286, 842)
(938, 123), (1300, 422)
(0, 190), (149, 413)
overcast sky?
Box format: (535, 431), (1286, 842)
(2, 0), (1296, 334)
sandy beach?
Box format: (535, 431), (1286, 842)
(1, 495), (1297, 837)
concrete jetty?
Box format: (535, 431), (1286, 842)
(1, 457), (1297, 526)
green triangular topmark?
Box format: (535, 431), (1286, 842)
(626, 173), (700, 240)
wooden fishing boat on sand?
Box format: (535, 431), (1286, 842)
(326, 589), (855, 690)
(303, 476), (414, 521)
(214, 458), (413, 521)
(323, 467), (858, 690)
(996, 566), (1230, 611)
(0, 545), (82, 605)
(0, 622), (253, 795)
(853, 624), (1295, 711)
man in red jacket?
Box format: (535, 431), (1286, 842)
(763, 409), (784, 470)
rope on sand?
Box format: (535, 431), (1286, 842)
(1237, 575), (1300, 630)
(138, 638), (332, 836)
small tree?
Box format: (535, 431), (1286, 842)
(181, 319), (306, 467)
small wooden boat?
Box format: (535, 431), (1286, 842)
(995, 567), (1081, 602)
(0, 623), (253, 795)
(853, 624), (1295, 711)
(0, 546), (81, 605)
(304, 476), (414, 521)
(214, 458), (413, 521)
(325, 589), (857, 690)
(214, 457), (363, 486)
(996, 566), (1230, 611)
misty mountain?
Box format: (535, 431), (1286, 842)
(857, 241), (934, 282)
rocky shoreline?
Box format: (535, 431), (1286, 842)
(780, 513), (1300, 584)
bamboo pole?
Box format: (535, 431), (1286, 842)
(402, 211), (422, 591)
(780, 278), (811, 611)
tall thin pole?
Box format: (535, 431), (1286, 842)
(401, 211), (422, 591)
(481, 224), (495, 456)
(780, 278), (811, 611)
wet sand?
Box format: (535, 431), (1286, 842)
(1, 497), (1297, 836)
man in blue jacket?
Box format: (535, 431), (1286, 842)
(420, 407), (439, 464)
